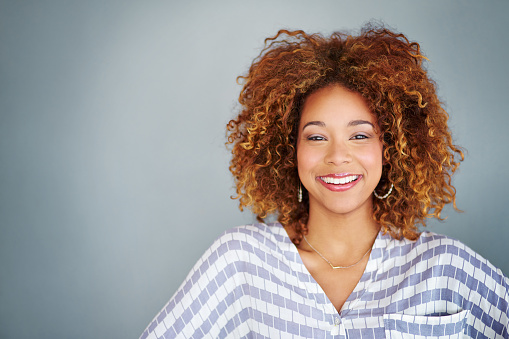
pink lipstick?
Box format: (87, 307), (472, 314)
(317, 174), (361, 192)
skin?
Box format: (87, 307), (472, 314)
(295, 85), (383, 312)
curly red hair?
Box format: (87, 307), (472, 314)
(226, 24), (463, 244)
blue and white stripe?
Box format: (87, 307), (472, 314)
(141, 223), (509, 338)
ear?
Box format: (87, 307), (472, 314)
(381, 144), (390, 165)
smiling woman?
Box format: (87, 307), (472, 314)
(141, 24), (509, 338)
(296, 86), (384, 313)
(297, 86), (383, 222)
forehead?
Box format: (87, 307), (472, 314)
(300, 85), (375, 124)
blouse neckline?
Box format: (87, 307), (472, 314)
(271, 222), (393, 316)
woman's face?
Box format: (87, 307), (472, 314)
(297, 85), (383, 218)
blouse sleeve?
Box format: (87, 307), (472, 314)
(139, 230), (251, 339)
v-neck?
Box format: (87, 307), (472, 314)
(276, 223), (390, 317)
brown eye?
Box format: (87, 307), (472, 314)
(307, 135), (326, 141)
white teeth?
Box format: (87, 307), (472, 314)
(321, 175), (359, 185)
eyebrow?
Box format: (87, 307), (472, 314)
(348, 119), (375, 128)
(302, 121), (326, 130)
(301, 119), (374, 130)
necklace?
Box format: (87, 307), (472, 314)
(302, 234), (372, 269)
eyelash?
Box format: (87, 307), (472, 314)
(306, 134), (369, 141)
(307, 135), (326, 141)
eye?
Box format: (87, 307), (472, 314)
(351, 134), (368, 140)
(307, 135), (326, 141)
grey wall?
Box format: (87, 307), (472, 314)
(1, 1), (508, 338)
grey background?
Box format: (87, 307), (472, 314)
(1, 1), (508, 338)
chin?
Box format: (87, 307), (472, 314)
(321, 200), (371, 216)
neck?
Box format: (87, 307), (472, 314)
(303, 204), (380, 259)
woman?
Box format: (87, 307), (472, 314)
(141, 25), (509, 338)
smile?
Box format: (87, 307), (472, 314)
(319, 175), (360, 185)
(317, 174), (362, 192)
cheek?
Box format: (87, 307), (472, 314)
(296, 146), (320, 177)
(365, 144), (383, 174)
(296, 148), (308, 174)
(357, 144), (383, 171)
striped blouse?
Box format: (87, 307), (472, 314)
(141, 223), (509, 338)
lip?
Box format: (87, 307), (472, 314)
(317, 174), (362, 192)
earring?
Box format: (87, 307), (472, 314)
(374, 183), (393, 199)
(298, 183), (302, 202)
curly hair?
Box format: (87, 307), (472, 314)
(226, 24), (464, 245)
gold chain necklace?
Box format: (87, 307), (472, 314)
(302, 234), (372, 269)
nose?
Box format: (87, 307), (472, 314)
(324, 140), (352, 165)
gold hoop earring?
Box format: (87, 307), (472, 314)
(374, 183), (393, 199)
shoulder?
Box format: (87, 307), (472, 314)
(384, 231), (509, 296)
(210, 222), (291, 254)
(386, 231), (498, 268)
(411, 231), (502, 273)
(140, 223), (299, 338)
(196, 223), (294, 267)
(217, 222), (286, 242)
